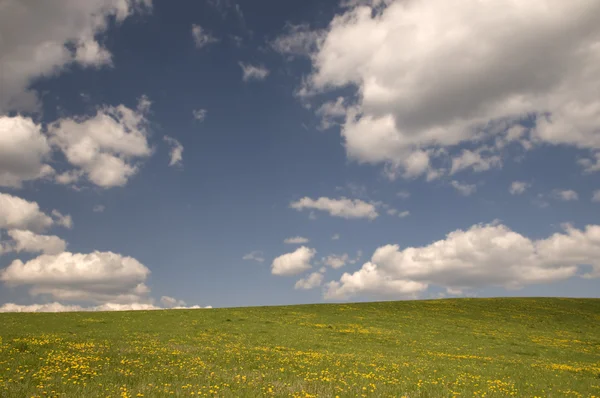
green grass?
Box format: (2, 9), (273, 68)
(1, 297), (599, 397)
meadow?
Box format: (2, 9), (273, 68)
(0, 297), (599, 397)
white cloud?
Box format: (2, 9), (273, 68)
(0, 302), (213, 313)
(387, 208), (410, 218)
(0, 193), (54, 232)
(316, 97), (347, 130)
(93, 205), (106, 213)
(135, 93), (151, 112)
(193, 109), (207, 122)
(272, 246), (315, 276)
(298, 0), (600, 178)
(325, 263), (427, 300)
(163, 136), (183, 167)
(0, 116), (55, 188)
(242, 250), (264, 263)
(290, 197), (378, 220)
(55, 170), (83, 186)
(510, 181), (530, 195)
(325, 222), (600, 300)
(0, 0), (151, 114)
(451, 181), (477, 196)
(6, 230), (66, 255)
(400, 150), (431, 179)
(323, 253), (349, 269)
(239, 63), (269, 82)
(284, 236), (309, 244)
(74, 38), (113, 67)
(51, 210), (73, 229)
(592, 190), (600, 203)
(397, 191), (410, 199)
(578, 153), (600, 173)
(93, 302), (159, 311)
(450, 149), (502, 175)
(272, 23), (323, 58)
(170, 304), (212, 310)
(553, 189), (579, 201)
(294, 272), (324, 290)
(160, 296), (186, 308)
(1, 251), (151, 304)
(446, 288), (463, 296)
(331, 233), (340, 240)
(191, 24), (218, 48)
(0, 302), (92, 313)
(48, 100), (153, 188)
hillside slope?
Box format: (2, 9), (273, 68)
(1, 297), (599, 397)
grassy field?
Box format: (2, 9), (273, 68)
(0, 298), (599, 397)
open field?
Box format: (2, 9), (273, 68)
(0, 298), (599, 397)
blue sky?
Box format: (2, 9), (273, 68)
(1, 0), (600, 311)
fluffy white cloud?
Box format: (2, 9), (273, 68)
(284, 236), (309, 244)
(51, 210), (73, 229)
(316, 97), (347, 130)
(0, 0), (151, 114)
(0, 116), (55, 188)
(193, 109), (207, 122)
(397, 191), (410, 199)
(272, 246), (315, 276)
(159, 296), (211, 310)
(192, 24), (218, 48)
(163, 136), (184, 167)
(579, 153), (600, 173)
(323, 253), (349, 269)
(0, 193), (54, 232)
(331, 233), (340, 240)
(170, 304), (213, 310)
(48, 100), (153, 188)
(55, 170), (83, 185)
(294, 272), (324, 290)
(6, 230), (66, 255)
(242, 250), (264, 263)
(290, 197), (378, 220)
(593, 190), (600, 203)
(325, 263), (427, 300)
(239, 63), (269, 82)
(0, 302), (92, 313)
(386, 208), (410, 218)
(553, 189), (579, 201)
(0, 302), (212, 313)
(450, 149), (502, 175)
(1, 251), (151, 304)
(298, 0), (600, 178)
(325, 222), (600, 300)
(271, 23), (323, 58)
(451, 181), (477, 196)
(160, 296), (186, 308)
(510, 181), (530, 195)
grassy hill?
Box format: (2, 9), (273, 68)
(0, 297), (599, 397)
